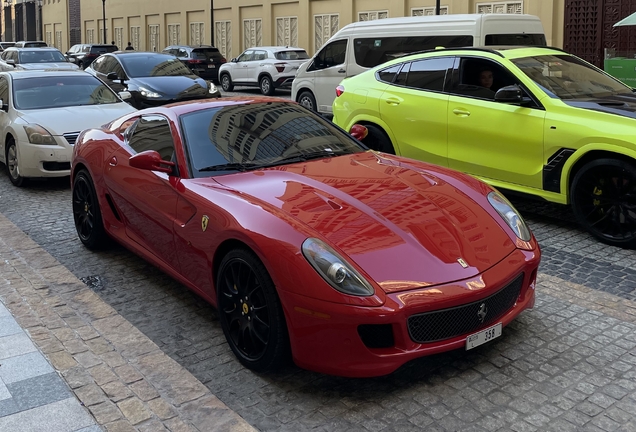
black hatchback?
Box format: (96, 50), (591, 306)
(85, 52), (220, 109)
(162, 45), (226, 83)
(66, 44), (118, 69)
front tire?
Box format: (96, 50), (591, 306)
(259, 75), (275, 96)
(72, 169), (109, 249)
(571, 158), (636, 248)
(216, 248), (290, 372)
(297, 90), (317, 111)
(362, 125), (395, 154)
(6, 138), (25, 187)
(221, 73), (234, 92)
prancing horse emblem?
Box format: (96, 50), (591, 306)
(477, 303), (488, 323)
(457, 258), (468, 268)
(201, 215), (209, 232)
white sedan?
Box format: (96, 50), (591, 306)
(0, 70), (136, 186)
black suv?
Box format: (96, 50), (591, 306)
(162, 45), (226, 82)
(66, 44), (118, 69)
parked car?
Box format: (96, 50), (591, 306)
(0, 42), (15, 52)
(0, 70), (136, 186)
(66, 44), (118, 69)
(71, 97), (540, 377)
(218, 46), (309, 95)
(14, 41), (48, 48)
(85, 51), (220, 109)
(0, 47), (80, 71)
(333, 45), (636, 248)
(162, 45), (226, 83)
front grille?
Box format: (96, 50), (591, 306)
(407, 273), (524, 344)
(43, 161), (70, 171)
(63, 132), (80, 146)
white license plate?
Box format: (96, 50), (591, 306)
(466, 322), (502, 350)
(208, 65), (215, 68)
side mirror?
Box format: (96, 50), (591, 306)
(494, 85), (522, 103)
(129, 150), (175, 174)
(6, 59), (15, 67)
(118, 91), (132, 101)
(106, 72), (119, 80)
(0, 99), (6, 112)
(231, 57), (237, 63)
(350, 124), (368, 141)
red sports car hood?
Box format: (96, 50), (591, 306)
(214, 152), (517, 292)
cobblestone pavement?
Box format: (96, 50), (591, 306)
(0, 166), (635, 431)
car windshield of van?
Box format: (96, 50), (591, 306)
(353, 36), (473, 68)
(512, 54), (632, 100)
(120, 55), (193, 77)
(485, 34), (547, 46)
(19, 50), (66, 63)
(275, 50), (309, 60)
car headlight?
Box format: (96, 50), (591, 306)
(208, 82), (218, 94)
(487, 191), (532, 241)
(138, 86), (161, 98)
(302, 238), (374, 296)
(23, 124), (57, 145)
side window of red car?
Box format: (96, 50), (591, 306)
(127, 115), (176, 162)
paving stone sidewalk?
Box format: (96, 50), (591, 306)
(0, 213), (254, 432)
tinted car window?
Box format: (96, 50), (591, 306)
(192, 48), (222, 60)
(353, 35), (473, 68)
(128, 115), (175, 161)
(405, 58), (454, 92)
(377, 64), (402, 83)
(90, 45), (117, 55)
(12, 75), (120, 110)
(313, 40), (347, 70)
(180, 102), (364, 176)
(275, 50), (309, 60)
(485, 34), (547, 46)
(19, 50), (66, 63)
(98, 56), (118, 73)
(120, 55), (193, 77)
(0, 77), (9, 105)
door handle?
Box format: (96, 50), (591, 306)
(109, 156), (117, 166)
(453, 108), (471, 117)
(338, 68), (346, 74)
(385, 98), (401, 106)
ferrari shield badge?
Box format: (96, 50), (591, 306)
(201, 215), (209, 232)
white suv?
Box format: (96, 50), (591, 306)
(218, 46), (309, 95)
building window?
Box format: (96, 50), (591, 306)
(115, 27), (124, 49)
(55, 31), (62, 49)
(46, 31), (52, 47)
(130, 26), (140, 50)
(276, 17), (298, 47)
(358, 11), (388, 21)
(476, 2), (523, 14)
(412, 6), (449, 16)
(190, 22), (204, 45)
(215, 20), (232, 58)
(168, 24), (181, 46)
(148, 24), (160, 52)
(243, 19), (262, 50)
(314, 14), (338, 51)
(86, 28), (94, 44)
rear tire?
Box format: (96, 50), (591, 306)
(259, 75), (275, 96)
(362, 125), (395, 154)
(297, 90), (317, 111)
(221, 73), (234, 92)
(571, 158), (636, 248)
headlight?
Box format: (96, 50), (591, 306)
(138, 86), (161, 98)
(23, 124), (57, 145)
(302, 238), (374, 296)
(487, 191), (532, 241)
(208, 82), (218, 94)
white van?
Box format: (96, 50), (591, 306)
(291, 13), (546, 114)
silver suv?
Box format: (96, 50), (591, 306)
(218, 46), (309, 95)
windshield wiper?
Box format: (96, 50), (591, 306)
(262, 150), (352, 167)
(198, 162), (260, 172)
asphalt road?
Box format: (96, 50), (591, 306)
(0, 96), (635, 431)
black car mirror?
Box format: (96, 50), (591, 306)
(231, 57), (237, 63)
(5, 59), (15, 67)
(106, 72), (118, 80)
(494, 85), (523, 103)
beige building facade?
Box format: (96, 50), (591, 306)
(40, 0), (564, 58)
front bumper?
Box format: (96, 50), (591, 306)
(18, 138), (73, 178)
(280, 248), (539, 377)
(274, 76), (295, 89)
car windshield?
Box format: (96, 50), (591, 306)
(13, 75), (121, 109)
(180, 102), (365, 176)
(275, 50), (309, 60)
(19, 50), (66, 63)
(120, 55), (193, 78)
(512, 54), (632, 100)
(192, 48), (223, 60)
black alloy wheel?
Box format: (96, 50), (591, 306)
(571, 158), (636, 248)
(72, 169), (108, 249)
(221, 73), (234, 92)
(216, 248), (289, 371)
(6, 138), (25, 187)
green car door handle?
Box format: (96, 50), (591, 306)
(385, 98), (401, 106)
(453, 108), (471, 117)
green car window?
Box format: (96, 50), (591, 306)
(512, 54), (632, 100)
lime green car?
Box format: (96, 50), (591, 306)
(333, 46), (636, 248)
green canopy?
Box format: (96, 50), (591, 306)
(614, 12), (636, 27)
